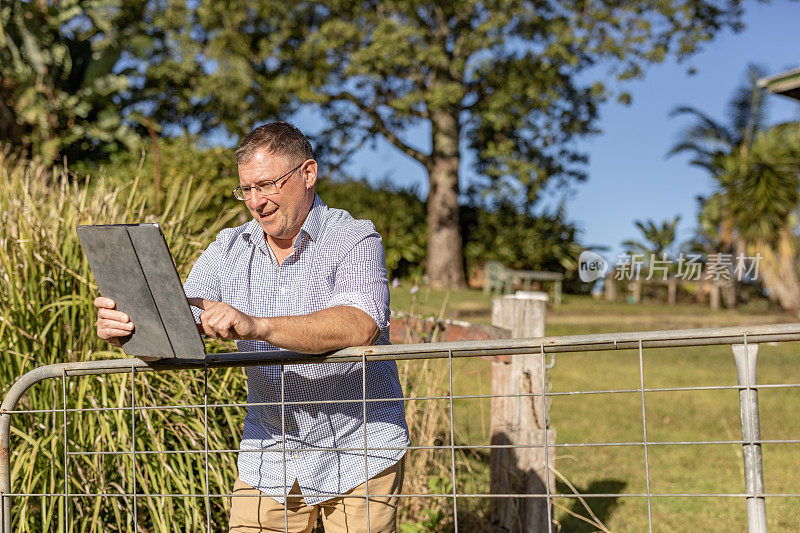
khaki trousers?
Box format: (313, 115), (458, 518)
(228, 457), (405, 532)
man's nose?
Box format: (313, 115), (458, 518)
(248, 194), (272, 211)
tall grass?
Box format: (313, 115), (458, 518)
(0, 147), (243, 531)
(1, 148), (457, 531)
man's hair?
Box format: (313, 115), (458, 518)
(235, 122), (315, 165)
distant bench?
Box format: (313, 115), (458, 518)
(604, 273), (736, 309)
(483, 260), (564, 305)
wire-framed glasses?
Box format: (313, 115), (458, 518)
(232, 162), (305, 200)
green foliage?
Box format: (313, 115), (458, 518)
(0, 0), (149, 162)
(127, 0), (749, 286)
(668, 64), (771, 251)
(72, 137), (242, 229)
(682, 193), (727, 256)
(399, 477), (455, 533)
(622, 216), (682, 260)
(146, 0), (750, 202)
(670, 65), (800, 312)
(718, 122), (800, 243)
(5, 0), (752, 287)
(668, 64), (770, 175)
(461, 198), (583, 280)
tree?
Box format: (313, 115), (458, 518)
(682, 193), (727, 256)
(668, 64), (769, 175)
(670, 65), (800, 313)
(718, 123), (800, 312)
(135, 0), (750, 289)
(622, 216), (682, 260)
(0, 0), (153, 162)
(668, 64), (769, 248)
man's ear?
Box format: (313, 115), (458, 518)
(303, 159), (318, 190)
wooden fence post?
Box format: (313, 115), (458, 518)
(631, 279), (642, 303)
(604, 273), (616, 301)
(667, 278), (677, 305)
(710, 283), (720, 310)
(490, 292), (556, 532)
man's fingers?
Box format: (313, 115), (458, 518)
(188, 297), (218, 310)
(100, 327), (134, 339)
(98, 307), (130, 323)
(199, 312), (236, 340)
(201, 320), (218, 338)
(97, 319), (134, 332)
(191, 300), (251, 341)
(199, 312), (218, 337)
(94, 296), (116, 309)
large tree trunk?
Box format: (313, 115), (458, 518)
(427, 109), (468, 289)
(755, 228), (800, 314)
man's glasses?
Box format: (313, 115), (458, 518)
(232, 162), (305, 200)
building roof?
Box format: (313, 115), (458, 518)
(758, 67), (800, 101)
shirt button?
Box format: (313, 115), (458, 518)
(280, 286), (286, 294)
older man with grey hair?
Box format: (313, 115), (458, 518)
(95, 122), (409, 532)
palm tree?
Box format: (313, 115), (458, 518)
(669, 64), (800, 313)
(718, 123), (800, 312)
(668, 64), (769, 173)
(669, 64), (769, 249)
(622, 216), (681, 260)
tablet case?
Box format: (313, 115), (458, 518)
(77, 224), (206, 359)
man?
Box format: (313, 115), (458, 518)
(95, 122), (410, 532)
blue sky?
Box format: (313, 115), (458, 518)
(296, 0), (800, 262)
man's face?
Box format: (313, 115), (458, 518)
(237, 149), (316, 241)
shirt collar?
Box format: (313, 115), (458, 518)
(299, 194), (325, 243)
(242, 194), (325, 248)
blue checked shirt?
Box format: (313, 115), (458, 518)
(183, 195), (410, 504)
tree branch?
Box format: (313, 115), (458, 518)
(335, 91), (428, 165)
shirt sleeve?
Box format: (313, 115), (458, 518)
(328, 232), (391, 343)
(183, 241), (222, 323)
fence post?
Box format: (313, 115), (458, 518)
(490, 292), (555, 532)
(710, 284), (721, 310)
(604, 273), (616, 302)
(731, 343), (767, 533)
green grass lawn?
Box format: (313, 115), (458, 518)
(390, 285), (800, 532)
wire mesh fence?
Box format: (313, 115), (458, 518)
(2, 323), (800, 532)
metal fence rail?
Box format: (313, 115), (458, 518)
(2, 322), (800, 532)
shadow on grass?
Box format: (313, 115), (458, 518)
(554, 479), (626, 532)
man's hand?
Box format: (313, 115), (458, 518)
(188, 298), (266, 341)
(95, 297), (134, 347)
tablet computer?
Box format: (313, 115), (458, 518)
(77, 223), (206, 359)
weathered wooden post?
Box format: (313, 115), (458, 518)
(631, 279), (642, 303)
(604, 273), (616, 301)
(710, 283), (721, 310)
(490, 292), (555, 532)
(667, 278), (677, 305)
